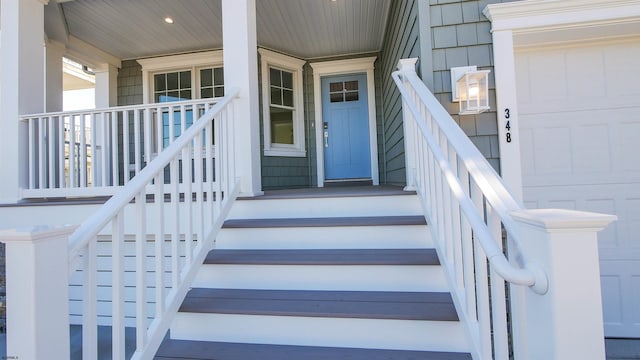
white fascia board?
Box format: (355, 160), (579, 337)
(484, 0), (640, 33)
(65, 35), (121, 70)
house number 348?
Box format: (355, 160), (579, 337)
(504, 108), (512, 143)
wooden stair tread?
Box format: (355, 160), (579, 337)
(155, 339), (473, 360)
(179, 289), (458, 321)
(222, 215), (427, 228)
(204, 249), (439, 265)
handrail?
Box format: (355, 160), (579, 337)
(65, 87), (241, 360)
(67, 88), (239, 267)
(391, 70), (546, 293)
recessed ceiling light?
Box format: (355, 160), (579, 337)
(164, 17), (174, 24)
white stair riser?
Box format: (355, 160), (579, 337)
(215, 225), (432, 249)
(228, 195), (423, 219)
(171, 313), (469, 353)
(192, 264), (448, 292)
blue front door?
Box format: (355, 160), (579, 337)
(321, 74), (371, 180)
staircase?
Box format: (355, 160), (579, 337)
(155, 186), (472, 359)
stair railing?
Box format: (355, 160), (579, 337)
(20, 97), (219, 198)
(67, 87), (241, 360)
(392, 60), (548, 359)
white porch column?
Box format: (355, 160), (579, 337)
(222, 0), (263, 196)
(94, 63), (118, 108)
(397, 58), (418, 191)
(46, 40), (65, 112)
(510, 209), (616, 360)
(0, 225), (76, 360)
(0, 0), (47, 203)
(492, 29), (524, 202)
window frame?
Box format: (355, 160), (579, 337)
(258, 48), (306, 157)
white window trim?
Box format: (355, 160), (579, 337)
(309, 57), (379, 187)
(137, 50), (224, 104)
(258, 48), (306, 157)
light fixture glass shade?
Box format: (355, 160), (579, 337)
(456, 70), (490, 115)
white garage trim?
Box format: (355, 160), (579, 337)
(483, 0), (640, 201)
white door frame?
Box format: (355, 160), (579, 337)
(310, 57), (379, 187)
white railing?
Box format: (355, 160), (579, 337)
(392, 61), (548, 359)
(66, 88), (240, 360)
(21, 98), (219, 198)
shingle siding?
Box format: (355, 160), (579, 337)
(379, 0), (420, 186)
(429, 0), (518, 173)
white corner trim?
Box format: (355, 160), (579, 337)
(309, 57), (379, 188)
(484, 0), (640, 33)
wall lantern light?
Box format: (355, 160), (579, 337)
(451, 66), (490, 115)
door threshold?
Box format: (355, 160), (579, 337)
(323, 179), (373, 187)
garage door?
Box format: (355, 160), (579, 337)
(516, 39), (640, 338)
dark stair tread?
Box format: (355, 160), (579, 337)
(222, 215), (427, 228)
(204, 248), (439, 265)
(155, 339), (473, 360)
(179, 289), (458, 321)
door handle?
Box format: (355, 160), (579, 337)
(324, 131), (329, 148)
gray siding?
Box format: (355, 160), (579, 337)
(117, 60), (143, 106)
(379, 0), (420, 186)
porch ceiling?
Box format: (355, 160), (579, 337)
(52, 0), (391, 61)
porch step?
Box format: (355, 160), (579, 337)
(204, 248), (439, 265)
(158, 190), (472, 358)
(178, 288), (457, 321)
(222, 215), (427, 228)
(155, 339), (473, 360)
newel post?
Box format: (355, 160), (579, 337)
(0, 225), (77, 360)
(397, 58), (419, 191)
(510, 209), (616, 360)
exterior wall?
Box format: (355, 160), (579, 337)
(379, 0), (421, 186)
(430, 0), (516, 173)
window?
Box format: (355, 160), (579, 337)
(259, 48), (306, 157)
(138, 51), (224, 148)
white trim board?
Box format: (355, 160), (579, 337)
(309, 57), (379, 188)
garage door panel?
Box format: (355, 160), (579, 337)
(619, 121), (640, 171)
(599, 261), (640, 337)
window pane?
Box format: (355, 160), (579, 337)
(214, 87), (225, 97)
(330, 82), (343, 92)
(330, 93), (343, 103)
(345, 91), (358, 102)
(154, 74), (166, 91)
(180, 71), (191, 88)
(345, 80), (358, 91)
(270, 87), (282, 106)
(282, 71), (293, 89)
(167, 72), (179, 90)
(200, 68), (213, 87)
(167, 91), (180, 101)
(201, 88), (214, 99)
(214, 67), (224, 86)
(283, 89), (294, 107)
(270, 68), (281, 87)
(180, 90), (192, 100)
(270, 107), (294, 145)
